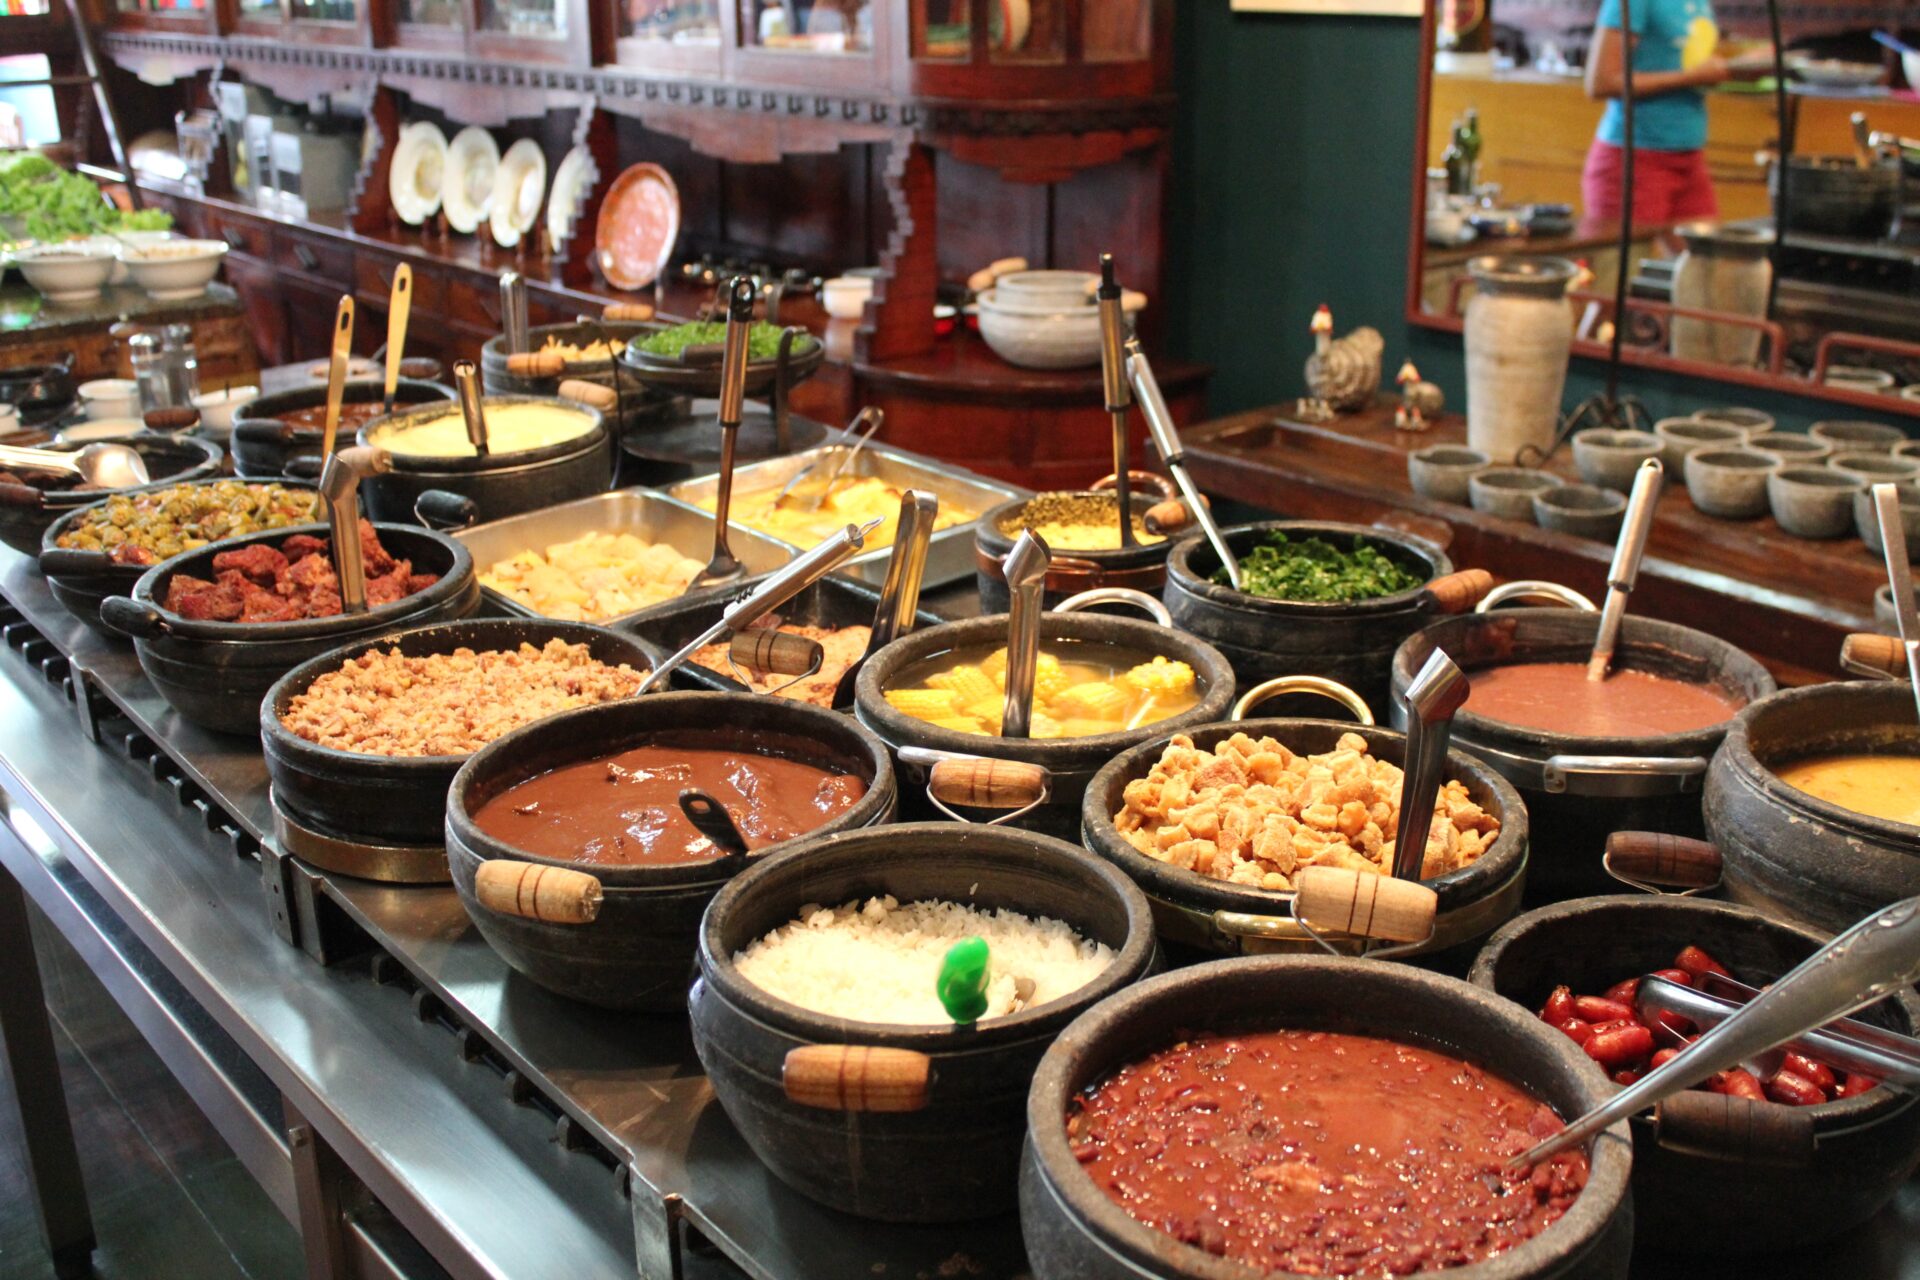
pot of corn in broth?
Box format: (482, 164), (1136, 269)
(853, 593), (1236, 839)
(355, 395), (615, 525)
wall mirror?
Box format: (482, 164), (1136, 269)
(1406, 0), (1920, 415)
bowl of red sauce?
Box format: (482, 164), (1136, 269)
(1023, 956), (1633, 1279)
(445, 691), (896, 1011)
(1393, 610), (1774, 902)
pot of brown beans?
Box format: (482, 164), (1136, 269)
(1470, 895), (1920, 1255)
(1021, 956), (1634, 1279)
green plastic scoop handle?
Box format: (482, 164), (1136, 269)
(937, 936), (991, 1024)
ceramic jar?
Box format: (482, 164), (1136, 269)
(1463, 256), (1576, 464)
(1669, 223), (1773, 368)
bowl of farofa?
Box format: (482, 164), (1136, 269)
(1080, 717), (1528, 963)
(262, 617), (662, 849)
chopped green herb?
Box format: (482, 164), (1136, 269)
(1225, 531), (1425, 603)
(636, 320), (800, 362)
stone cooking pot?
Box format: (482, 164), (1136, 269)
(230, 379), (451, 480)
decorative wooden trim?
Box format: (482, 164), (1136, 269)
(553, 101), (610, 286)
(855, 138), (938, 364)
(348, 83), (399, 232)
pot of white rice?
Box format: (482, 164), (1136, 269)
(689, 821), (1157, 1223)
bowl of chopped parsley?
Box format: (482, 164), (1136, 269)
(619, 318), (824, 397)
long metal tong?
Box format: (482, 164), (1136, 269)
(1873, 482), (1920, 725)
(832, 489), (938, 709)
(1390, 648), (1470, 883)
(1514, 894), (1920, 1169)
(1587, 457), (1663, 682)
(774, 407), (885, 512)
(999, 531), (1052, 739)
(1636, 974), (1920, 1089)
(1096, 254), (1135, 549)
(689, 276), (758, 592)
(639, 517), (883, 694)
(1125, 336), (1239, 589)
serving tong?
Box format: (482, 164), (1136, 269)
(999, 530), (1052, 739)
(453, 359), (490, 457)
(637, 516), (883, 694)
(1587, 457), (1662, 682)
(382, 264), (413, 417)
(1125, 336), (1238, 588)
(688, 277), (758, 592)
(830, 488), (938, 709)
(771, 407), (885, 511)
(1388, 649), (1470, 884)
(1637, 973), (1920, 1088)
(0, 442), (148, 488)
(1096, 254), (1136, 550)
(1513, 894), (1920, 1170)
(316, 444), (392, 615)
(1872, 482), (1920, 725)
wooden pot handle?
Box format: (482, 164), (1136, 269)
(1841, 632), (1906, 681)
(1423, 568), (1495, 615)
(1604, 831), (1723, 890)
(730, 629), (822, 677)
(927, 758), (1049, 810)
(505, 350), (565, 378)
(1655, 1089), (1815, 1167)
(1144, 495), (1209, 536)
(783, 1045), (933, 1112)
(966, 256), (1028, 294)
(143, 405), (200, 433)
(474, 859), (602, 925)
(1293, 866), (1436, 943)
(556, 378), (618, 411)
(602, 302), (655, 322)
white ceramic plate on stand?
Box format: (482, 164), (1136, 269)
(545, 145), (595, 254)
(389, 122), (448, 226)
(443, 126), (499, 236)
(490, 138), (547, 250)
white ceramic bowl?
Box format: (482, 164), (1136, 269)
(994, 269), (1098, 308)
(78, 378), (139, 420)
(975, 291), (1102, 369)
(16, 244), (116, 303)
(120, 238), (228, 300)
(191, 384), (259, 439)
(821, 276), (874, 319)
(0, 403), (19, 436)
(56, 417), (144, 445)
(103, 229), (175, 283)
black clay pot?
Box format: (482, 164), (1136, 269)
(356, 395), (615, 526)
(1393, 611), (1774, 905)
(1166, 520), (1484, 712)
(446, 692), (896, 1011)
(262, 618), (663, 848)
(1471, 894), (1920, 1255)
(853, 612), (1236, 839)
(0, 433), (223, 556)
(38, 478), (318, 634)
(97, 522), (479, 735)
(0, 358), (75, 423)
(479, 322), (681, 434)
(230, 380), (453, 481)
(690, 821), (1157, 1222)
(1082, 717), (1529, 968)
(1021, 956), (1634, 1280)
(1706, 681), (1920, 932)
(975, 491), (1172, 613)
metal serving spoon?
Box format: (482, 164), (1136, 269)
(0, 442), (149, 489)
(688, 276), (758, 593)
(1126, 335), (1238, 589)
(1096, 254), (1135, 549)
(1513, 894), (1920, 1170)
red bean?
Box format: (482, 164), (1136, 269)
(1573, 996), (1637, 1024)
(1584, 1021), (1655, 1067)
(1649, 967), (1694, 988)
(1554, 1018), (1594, 1046)
(1603, 977), (1641, 1005)
(1766, 1069), (1826, 1107)
(1612, 1066), (1646, 1086)
(1674, 946), (1731, 980)
(1837, 1073), (1880, 1098)
(1782, 1051), (1836, 1093)
(1709, 1069), (1766, 1101)
(1541, 985), (1576, 1024)
(1651, 1048), (1680, 1069)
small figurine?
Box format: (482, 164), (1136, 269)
(1302, 304), (1385, 416)
(1394, 359), (1444, 430)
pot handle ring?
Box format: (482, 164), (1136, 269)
(1231, 675), (1375, 725)
(1052, 587), (1172, 627)
(783, 1045), (934, 1113)
(1213, 866), (1438, 959)
(1474, 580), (1599, 613)
(1543, 755), (1708, 797)
(1603, 831), (1724, 897)
(898, 745), (1050, 827)
(1091, 470), (1180, 503)
(473, 858), (603, 926)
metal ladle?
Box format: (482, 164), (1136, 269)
(1587, 457), (1662, 682)
(453, 359), (489, 457)
(1000, 530), (1053, 739)
(1125, 335), (1238, 589)
(677, 788), (749, 859)
(0, 442), (149, 489)
(832, 488), (938, 710)
(1873, 482), (1920, 725)
(1389, 647), (1470, 884)
(317, 445), (392, 615)
(688, 276), (758, 592)
(1513, 894), (1920, 1169)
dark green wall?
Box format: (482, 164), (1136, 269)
(1164, 2), (1910, 433)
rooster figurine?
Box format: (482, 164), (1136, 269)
(1302, 305), (1384, 416)
(1394, 359), (1444, 430)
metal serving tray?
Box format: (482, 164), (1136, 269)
(452, 488), (795, 631)
(663, 442), (1028, 590)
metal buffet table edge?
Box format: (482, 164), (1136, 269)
(0, 547), (1020, 1280)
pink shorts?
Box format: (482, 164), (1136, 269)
(1580, 139), (1719, 232)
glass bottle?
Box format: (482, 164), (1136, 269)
(1460, 108), (1483, 192)
(1443, 123), (1471, 198)
(161, 324), (201, 406)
